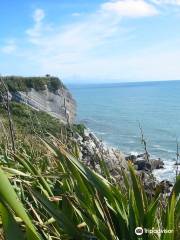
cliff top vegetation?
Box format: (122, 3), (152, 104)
(1, 75), (66, 93)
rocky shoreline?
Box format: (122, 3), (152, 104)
(73, 127), (173, 194)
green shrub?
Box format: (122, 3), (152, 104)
(72, 123), (86, 136)
(0, 102), (63, 137)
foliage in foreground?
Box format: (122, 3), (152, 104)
(0, 134), (179, 240)
(0, 102), (179, 239)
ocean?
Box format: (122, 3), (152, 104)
(69, 81), (180, 181)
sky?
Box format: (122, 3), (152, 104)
(1, 0), (180, 83)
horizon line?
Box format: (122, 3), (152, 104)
(66, 79), (180, 85)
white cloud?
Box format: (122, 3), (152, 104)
(101, 0), (158, 18)
(33, 8), (45, 23)
(25, 6), (123, 54)
(72, 12), (81, 17)
(26, 8), (46, 42)
(16, 5), (124, 79)
(21, 2), (159, 79)
(151, 0), (180, 5)
(1, 40), (17, 54)
(17, 2), (165, 80)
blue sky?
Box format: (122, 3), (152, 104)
(1, 0), (180, 83)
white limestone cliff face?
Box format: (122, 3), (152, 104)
(11, 85), (76, 123)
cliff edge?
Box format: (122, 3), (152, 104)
(1, 76), (76, 123)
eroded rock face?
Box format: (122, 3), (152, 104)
(75, 129), (128, 179)
(11, 86), (76, 123)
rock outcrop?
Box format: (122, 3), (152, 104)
(72, 129), (171, 194)
(11, 87), (76, 123)
(74, 128), (128, 179)
(125, 153), (164, 171)
(1, 76), (76, 123)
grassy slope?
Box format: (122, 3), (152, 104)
(0, 102), (84, 137)
(0, 102), (179, 240)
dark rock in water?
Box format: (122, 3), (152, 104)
(125, 152), (150, 162)
(150, 158), (164, 170)
(135, 158), (164, 171)
(125, 154), (137, 162)
(126, 151), (164, 172)
(137, 153), (145, 158)
(174, 162), (180, 165)
(135, 160), (152, 171)
(137, 153), (150, 159)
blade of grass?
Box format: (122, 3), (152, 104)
(0, 202), (25, 240)
(0, 167), (41, 239)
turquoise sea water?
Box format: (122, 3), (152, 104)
(69, 81), (180, 181)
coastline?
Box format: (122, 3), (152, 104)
(76, 121), (177, 183)
(0, 78), (179, 239)
(70, 81), (180, 184)
(73, 126), (174, 194)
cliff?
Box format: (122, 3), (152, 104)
(1, 76), (76, 123)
